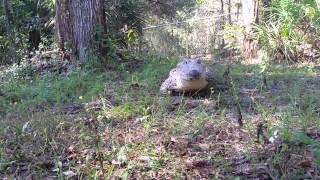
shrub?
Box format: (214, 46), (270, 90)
(254, 0), (320, 62)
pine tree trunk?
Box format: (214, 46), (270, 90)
(242, 0), (257, 33)
(220, 0), (225, 48)
(55, 0), (72, 52)
(55, 0), (106, 61)
(241, 0), (261, 61)
(70, 0), (106, 61)
(228, 0), (232, 24)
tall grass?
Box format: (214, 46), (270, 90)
(255, 0), (320, 62)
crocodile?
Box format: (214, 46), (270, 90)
(160, 57), (214, 95)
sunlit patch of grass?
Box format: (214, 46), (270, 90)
(1, 70), (110, 113)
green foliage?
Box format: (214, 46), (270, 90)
(105, 0), (195, 49)
(291, 132), (320, 166)
(196, 0), (207, 5)
(255, 0), (320, 62)
(223, 24), (244, 53)
(0, 0), (55, 65)
(105, 0), (145, 48)
(127, 29), (139, 45)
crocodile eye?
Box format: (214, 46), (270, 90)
(184, 61), (188, 64)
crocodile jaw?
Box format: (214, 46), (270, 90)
(175, 77), (208, 92)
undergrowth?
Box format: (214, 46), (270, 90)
(255, 0), (320, 62)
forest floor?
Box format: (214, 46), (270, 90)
(1, 55), (320, 179)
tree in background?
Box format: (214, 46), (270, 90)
(105, 0), (196, 49)
(240, 0), (262, 61)
(0, 0), (55, 64)
(55, 0), (107, 62)
(1, 0), (195, 64)
(3, 0), (13, 32)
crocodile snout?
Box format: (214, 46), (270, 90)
(188, 70), (201, 80)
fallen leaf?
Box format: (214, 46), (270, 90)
(240, 88), (258, 94)
(67, 145), (75, 153)
(185, 159), (211, 169)
(63, 170), (77, 178)
(129, 83), (144, 89)
(137, 156), (151, 162)
(298, 160), (312, 168)
(197, 143), (210, 151)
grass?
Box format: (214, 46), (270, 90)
(1, 56), (320, 179)
(1, 71), (109, 113)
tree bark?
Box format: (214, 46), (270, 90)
(220, 0), (225, 47)
(3, 0), (13, 32)
(55, 0), (106, 61)
(241, 0), (261, 61)
(254, 0), (260, 23)
(228, 0), (232, 24)
(55, 0), (72, 52)
(242, 0), (257, 33)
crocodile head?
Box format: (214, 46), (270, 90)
(176, 58), (207, 81)
(173, 58), (208, 91)
(160, 57), (213, 95)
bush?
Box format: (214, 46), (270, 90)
(254, 0), (320, 62)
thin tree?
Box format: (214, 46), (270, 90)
(3, 0), (13, 33)
(228, 0), (232, 24)
(241, 0), (260, 60)
(220, 0), (225, 47)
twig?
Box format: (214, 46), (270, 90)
(256, 122), (269, 144)
(236, 104), (243, 127)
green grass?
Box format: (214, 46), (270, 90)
(1, 56), (320, 179)
(1, 71), (108, 113)
(0, 55), (178, 113)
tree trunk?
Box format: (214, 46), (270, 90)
(228, 0), (232, 24)
(55, 0), (106, 62)
(241, 0), (261, 61)
(55, 0), (68, 52)
(29, 28), (41, 51)
(236, 2), (241, 21)
(3, 0), (13, 32)
(220, 0), (224, 16)
(254, 0), (260, 23)
(242, 0), (257, 33)
(220, 0), (225, 48)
